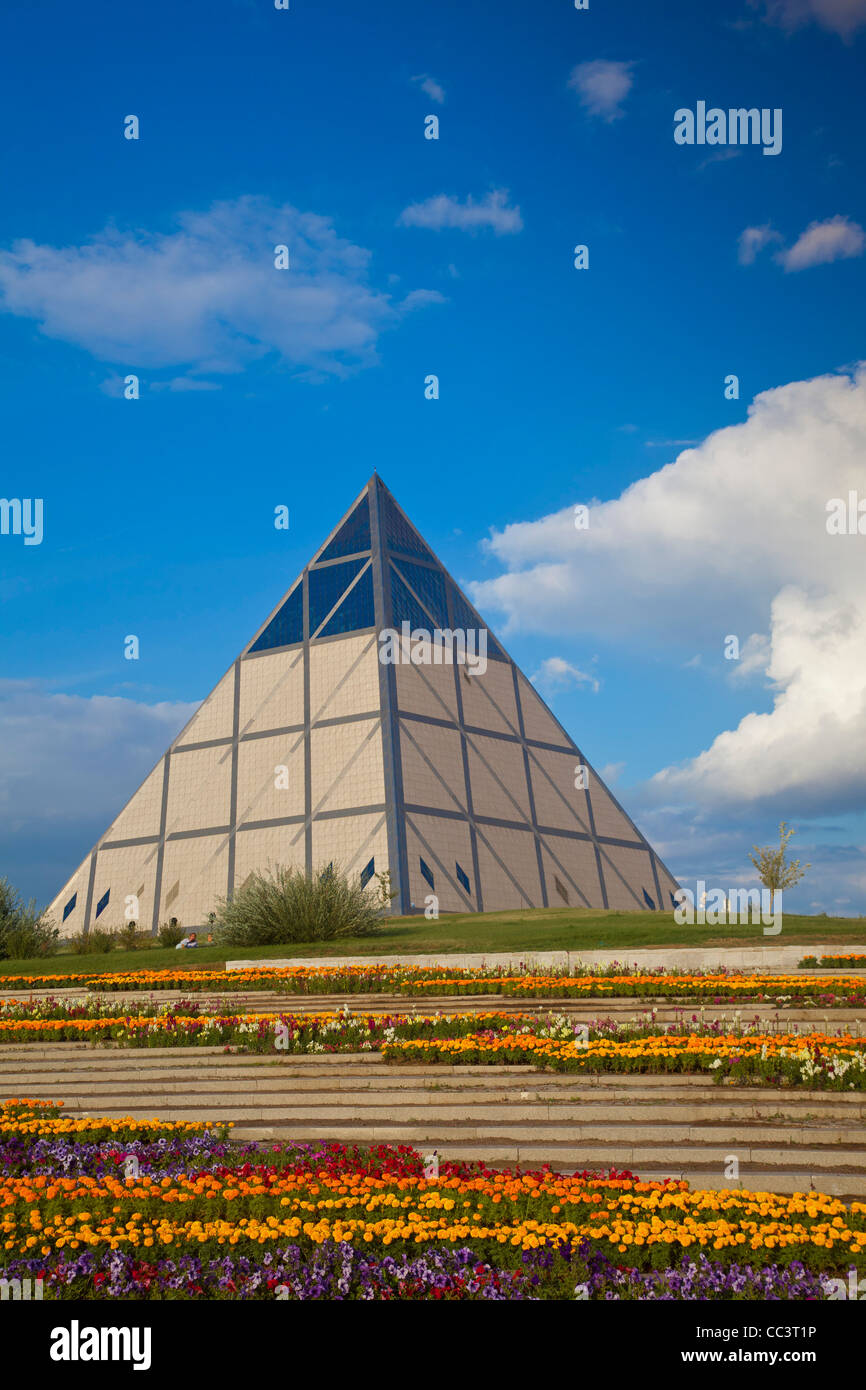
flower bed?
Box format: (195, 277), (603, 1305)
(2, 1004), (865, 1088)
(0, 1100), (862, 1299)
(75, 962), (866, 1003)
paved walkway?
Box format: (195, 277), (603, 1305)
(227, 944), (866, 973)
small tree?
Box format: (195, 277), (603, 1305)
(0, 877), (58, 960)
(373, 870), (397, 913)
(749, 822), (810, 893)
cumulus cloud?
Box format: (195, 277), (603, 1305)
(738, 223), (783, 265)
(398, 190), (523, 236)
(777, 215), (866, 271)
(567, 60), (634, 122)
(530, 656), (600, 695)
(411, 74), (445, 103)
(754, 0), (866, 38)
(0, 196), (441, 379)
(728, 632), (772, 682)
(470, 366), (866, 818)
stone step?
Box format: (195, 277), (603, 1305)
(31, 1100), (864, 1164)
(23, 1101), (861, 1144)
(9, 1077), (865, 1124)
(7, 1073), (861, 1108)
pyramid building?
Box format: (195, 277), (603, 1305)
(50, 476), (679, 935)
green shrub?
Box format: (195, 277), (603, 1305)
(64, 927), (117, 956)
(118, 921), (152, 951)
(88, 928), (116, 954)
(0, 877), (58, 960)
(158, 921), (186, 948)
(214, 863), (382, 947)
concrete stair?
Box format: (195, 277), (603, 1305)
(3, 1043), (864, 1199)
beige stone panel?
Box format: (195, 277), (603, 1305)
(90, 843), (160, 930)
(165, 745), (232, 834)
(475, 826), (542, 910)
(394, 660), (459, 723)
(399, 721), (466, 813)
(405, 813), (475, 912)
(174, 668), (235, 746)
(160, 833), (229, 927)
(528, 747), (593, 835)
(310, 719), (385, 814)
(458, 660), (520, 736)
(310, 633), (380, 722)
(516, 673), (572, 748)
(102, 762), (164, 843)
(236, 732), (305, 826)
(233, 824), (306, 888)
(49, 865), (90, 939)
(599, 843), (655, 910)
(465, 733), (530, 822)
(239, 649), (305, 737)
(587, 775), (641, 842)
(311, 812), (389, 880)
(654, 860), (681, 910)
(540, 837), (603, 909)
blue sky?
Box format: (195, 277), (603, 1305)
(1, 0), (865, 914)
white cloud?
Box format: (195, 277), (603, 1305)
(567, 60), (634, 122)
(470, 366), (866, 817)
(398, 190), (523, 236)
(728, 631), (772, 682)
(530, 656), (600, 695)
(0, 680), (196, 832)
(0, 681), (201, 907)
(0, 196), (440, 379)
(398, 288), (448, 311)
(738, 223), (783, 265)
(629, 802), (866, 913)
(411, 74), (445, 103)
(151, 377), (222, 393)
(755, 0), (866, 39)
(776, 215), (865, 271)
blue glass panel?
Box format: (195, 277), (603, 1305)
(419, 857), (435, 890)
(309, 558), (366, 634)
(643, 887), (656, 910)
(318, 495), (371, 562)
(360, 857), (375, 889)
(455, 862), (470, 894)
(383, 490), (435, 561)
(95, 888), (110, 918)
(392, 559), (447, 627)
(449, 583), (507, 661)
(62, 893), (77, 922)
(318, 566), (374, 638)
(249, 582), (303, 653)
(390, 567), (432, 633)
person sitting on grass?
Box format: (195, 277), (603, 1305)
(175, 931), (198, 949)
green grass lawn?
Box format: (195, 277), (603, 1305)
(0, 907), (864, 977)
